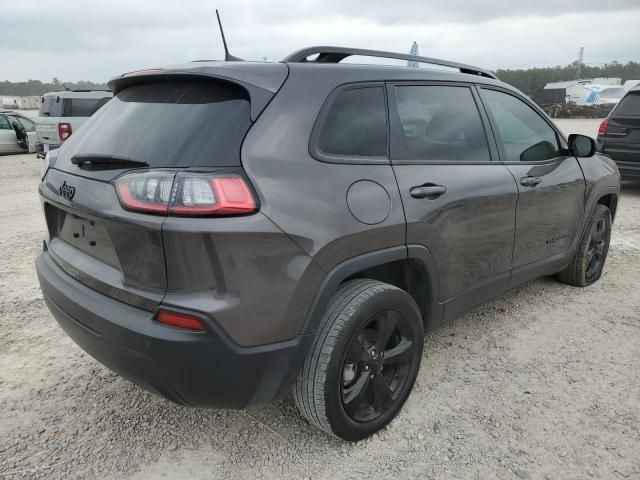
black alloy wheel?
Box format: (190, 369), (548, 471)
(341, 310), (415, 422)
(585, 217), (607, 282)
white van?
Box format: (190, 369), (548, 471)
(35, 90), (112, 158)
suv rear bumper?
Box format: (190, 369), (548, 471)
(36, 251), (313, 409)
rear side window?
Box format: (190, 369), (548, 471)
(315, 86), (387, 158)
(62, 97), (110, 117)
(482, 89), (560, 163)
(393, 85), (489, 161)
(0, 115), (11, 130)
(614, 92), (640, 116)
(59, 80), (251, 168)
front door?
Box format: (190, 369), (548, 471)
(0, 114), (19, 153)
(479, 87), (586, 285)
(388, 83), (518, 322)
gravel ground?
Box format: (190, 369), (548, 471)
(1, 119), (639, 479)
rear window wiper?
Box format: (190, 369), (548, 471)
(71, 154), (149, 169)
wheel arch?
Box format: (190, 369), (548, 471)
(575, 186), (619, 251)
(597, 192), (618, 222)
(301, 245), (443, 335)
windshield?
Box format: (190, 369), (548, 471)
(56, 79), (252, 168)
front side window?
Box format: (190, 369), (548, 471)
(393, 85), (490, 161)
(482, 89), (561, 162)
(316, 86), (387, 158)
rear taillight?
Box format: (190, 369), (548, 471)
(155, 310), (206, 331)
(58, 122), (72, 141)
(115, 171), (173, 214)
(598, 119), (608, 136)
(114, 171), (257, 217)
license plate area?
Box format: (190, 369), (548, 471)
(45, 204), (120, 269)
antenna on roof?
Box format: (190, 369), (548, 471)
(215, 9), (243, 61)
(61, 83), (71, 91)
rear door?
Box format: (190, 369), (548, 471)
(478, 87), (585, 285)
(601, 90), (640, 170)
(388, 83), (518, 321)
(40, 78), (259, 311)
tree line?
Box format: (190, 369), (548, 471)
(494, 61), (640, 95)
(2, 61), (639, 97)
(0, 78), (108, 96)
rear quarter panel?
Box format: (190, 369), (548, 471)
(240, 66), (407, 337)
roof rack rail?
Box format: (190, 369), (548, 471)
(282, 46), (498, 80)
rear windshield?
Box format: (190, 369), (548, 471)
(58, 80), (251, 167)
(614, 92), (640, 116)
(40, 95), (110, 117)
(40, 96), (63, 117)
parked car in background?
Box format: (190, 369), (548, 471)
(35, 90), (112, 158)
(0, 111), (36, 154)
(36, 47), (620, 441)
(597, 85), (640, 177)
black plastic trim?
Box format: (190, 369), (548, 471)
(36, 251), (315, 408)
(301, 245), (444, 334)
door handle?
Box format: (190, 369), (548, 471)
(410, 185), (447, 199)
(520, 176), (541, 187)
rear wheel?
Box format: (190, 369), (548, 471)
(557, 204), (611, 287)
(294, 279), (423, 441)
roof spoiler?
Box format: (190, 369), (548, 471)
(107, 69), (283, 121)
(282, 46), (498, 80)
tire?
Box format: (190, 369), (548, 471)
(557, 204), (611, 287)
(293, 279), (423, 441)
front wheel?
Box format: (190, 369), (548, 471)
(557, 204), (611, 287)
(293, 279), (424, 441)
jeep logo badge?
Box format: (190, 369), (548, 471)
(59, 181), (76, 201)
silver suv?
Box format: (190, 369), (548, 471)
(35, 90), (112, 158)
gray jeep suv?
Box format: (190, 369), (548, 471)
(36, 47), (620, 441)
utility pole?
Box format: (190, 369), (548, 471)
(576, 46), (584, 79)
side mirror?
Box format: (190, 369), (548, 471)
(568, 134), (596, 158)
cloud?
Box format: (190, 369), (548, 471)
(1, 0), (639, 81)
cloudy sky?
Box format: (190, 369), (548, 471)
(2, 0), (640, 82)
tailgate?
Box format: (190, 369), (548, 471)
(603, 117), (640, 162)
(36, 118), (60, 144)
(41, 168), (168, 310)
(38, 68), (287, 310)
